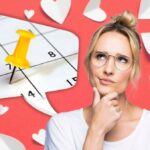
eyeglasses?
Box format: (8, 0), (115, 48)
(91, 51), (134, 71)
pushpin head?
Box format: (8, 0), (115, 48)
(17, 29), (36, 39)
(5, 55), (30, 68)
(5, 29), (36, 68)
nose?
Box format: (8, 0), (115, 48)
(103, 56), (115, 75)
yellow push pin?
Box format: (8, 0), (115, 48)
(5, 29), (36, 84)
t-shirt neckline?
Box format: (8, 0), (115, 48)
(80, 108), (146, 146)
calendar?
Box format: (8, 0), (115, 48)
(0, 15), (79, 115)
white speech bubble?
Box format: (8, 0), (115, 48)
(0, 15), (79, 116)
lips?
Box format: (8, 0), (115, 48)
(100, 78), (115, 85)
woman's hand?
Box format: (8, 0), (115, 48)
(90, 87), (122, 136)
(83, 87), (122, 150)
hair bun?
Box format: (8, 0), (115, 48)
(111, 11), (137, 30)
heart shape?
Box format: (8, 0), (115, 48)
(24, 9), (35, 19)
(138, 0), (150, 19)
(83, 0), (107, 22)
(141, 33), (150, 54)
(0, 134), (26, 150)
(0, 105), (9, 115)
(32, 129), (46, 145)
(40, 0), (71, 24)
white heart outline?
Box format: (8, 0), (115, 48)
(40, 0), (71, 24)
(24, 9), (35, 19)
(0, 104), (9, 115)
(32, 129), (46, 145)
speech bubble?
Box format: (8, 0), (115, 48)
(0, 15), (79, 115)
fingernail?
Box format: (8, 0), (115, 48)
(93, 87), (96, 91)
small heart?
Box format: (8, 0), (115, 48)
(0, 104), (9, 115)
(24, 9), (35, 19)
(40, 0), (71, 24)
(32, 129), (46, 145)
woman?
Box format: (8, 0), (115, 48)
(45, 11), (150, 150)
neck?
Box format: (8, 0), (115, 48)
(84, 93), (138, 126)
(110, 92), (140, 121)
(100, 92), (129, 111)
(117, 92), (128, 111)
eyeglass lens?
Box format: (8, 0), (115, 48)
(91, 51), (132, 70)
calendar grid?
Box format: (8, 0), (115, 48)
(0, 15), (79, 115)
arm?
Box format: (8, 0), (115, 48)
(83, 125), (105, 150)
(83, 87), (122, 150)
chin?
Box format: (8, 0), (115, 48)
(97, 85), (117, 96)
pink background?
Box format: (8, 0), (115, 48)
(0, 0), (150, 149)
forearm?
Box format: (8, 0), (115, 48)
(83, 126), (105, 150)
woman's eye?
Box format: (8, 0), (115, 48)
(96, 53), (106, 60)
(117, 56), (129, 63)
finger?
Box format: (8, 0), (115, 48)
(118, 110), (123, 115)
(116, 110), (123, 118)
(114, 106), (121, 112)
(94, 78), (99, 86)
(111, 100), (119, 106)
(102, 92), (118, 102)
(92, 87), (101, 107)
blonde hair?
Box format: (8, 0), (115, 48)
(85, 11), (141, 86)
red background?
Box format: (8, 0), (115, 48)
(0, 0), (150, 149)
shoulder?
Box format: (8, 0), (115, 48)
(137, 109), (150, 140)
(47, 108), (83, 129)
(45, 108), (84, 140)
(143, 109), (150, 119)
(45, 109), (84, 149)
(139, 108), (150, 127)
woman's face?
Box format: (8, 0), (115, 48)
(90, 31), (133, 96)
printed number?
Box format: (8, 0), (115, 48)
(6, 64), (11, 70)
(28, 91), (35, 97)
(48, 51), (56, 57)
(66, 77), (77, 86)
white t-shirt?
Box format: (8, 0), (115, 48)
(45, 108), (150, 150)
